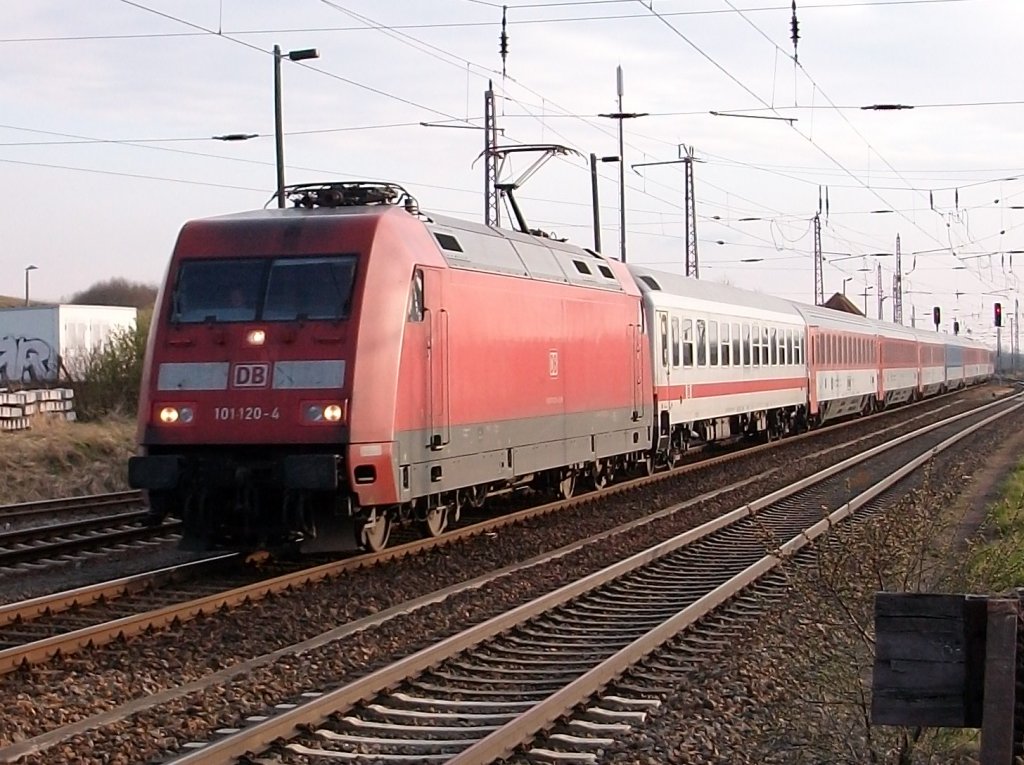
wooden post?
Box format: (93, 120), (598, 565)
(980, 598), (1018, 764)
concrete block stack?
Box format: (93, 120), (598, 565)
(0, 388), (76, 431)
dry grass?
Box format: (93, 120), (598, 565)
(0, 416), (136, 504)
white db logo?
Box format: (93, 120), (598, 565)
(232, 363), (270, 388)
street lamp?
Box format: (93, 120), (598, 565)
(274, 44), (319, 208)
(842, 277), (853, 295)
(599, 66), (647, 262)
(589, 153), (619, 254)
(24, 265), (37, 306)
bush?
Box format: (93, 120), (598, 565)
(71, 309), (151, 420)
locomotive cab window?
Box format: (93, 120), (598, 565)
(171, 255), (357, 324)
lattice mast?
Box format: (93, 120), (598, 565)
(876, 262), (884, 320)
(684, 145), (699, 278)
(483, 84), (501, 227)
(813, 212), (823, 305)
(893, 234), (903, 324)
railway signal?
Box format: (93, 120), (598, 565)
(995, 302), (1003, 327)
(933, 306), (941, 330)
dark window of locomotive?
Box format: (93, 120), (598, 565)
(639, 275), (661, 290)
(573, 260), (592, 275)
(434, 233), (463, 252)
(171, 258), (264, 323)
(264, 256), (357, 321)
(598, 265), (614, 279)
(408, 269), (424, 322)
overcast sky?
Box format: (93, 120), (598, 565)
(3, 0), (1022, 343)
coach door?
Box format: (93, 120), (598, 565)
(632, 320), (647, 421)
(422, 268), (450, 450)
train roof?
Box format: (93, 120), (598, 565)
(425, 213), (628, 292)
(627, 265), (804, 322)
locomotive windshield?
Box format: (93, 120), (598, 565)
(171, 255), (357, 323)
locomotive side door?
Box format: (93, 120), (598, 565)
(422, 268), (450, 450)
(631, 315), (647, 421)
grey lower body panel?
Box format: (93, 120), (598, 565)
(396, 408), (648, 499)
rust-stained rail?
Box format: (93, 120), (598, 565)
(0, 390), (1001, 679)
(0, 490), (142, 522)
(161, 394), (1022, 765)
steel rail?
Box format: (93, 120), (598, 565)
(0, 391), (990, 677)
(162, 393), (1021, 765)
(0, 554), (237, 627)
(0, 490), (142, 522)
(0, 515), (180, 568)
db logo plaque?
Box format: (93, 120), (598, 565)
(232, 363), (270, 388)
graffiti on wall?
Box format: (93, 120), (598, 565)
(0, 335), (57, 384)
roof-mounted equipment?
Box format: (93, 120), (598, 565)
(275, 181), (420, 214)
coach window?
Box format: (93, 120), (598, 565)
(696, 320), (707, 366)
(671, 317), (680, 367)
(785, 330), (793, 365)
(751, 324), (760, 366)
(720, 323), (731, 366)
(407, 269), (424, 322)
(768, 327), (776, 366)
(709, 321), (720, 365)
(659, 313), (669, 367)
(794, 334), (802, 365)
(731, 323), (741, 366)
(742, 323), (751, 366)
(682, 319), (694, 366)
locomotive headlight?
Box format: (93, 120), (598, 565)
(158, 405), (195, 425)
(303, 401), (346, 424)
(245, 329), (266, 346)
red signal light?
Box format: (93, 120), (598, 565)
(995, 302), (1003, 327)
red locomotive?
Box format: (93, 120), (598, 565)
(130, 181), (993, 554)
(130, 182), (653, 552)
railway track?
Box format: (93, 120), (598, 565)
(0, 390), (990, 680)
(0, 511), (179, 572)
(157, 392), (1021, 764)
(0, 490), (142, 525)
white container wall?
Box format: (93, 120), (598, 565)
(0, 305), (137, 384)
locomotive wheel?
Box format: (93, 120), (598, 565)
(356, 510), (391, 552)
(421, 506), (449, 538)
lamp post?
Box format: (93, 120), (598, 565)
(274, 44), (319, 208)
(599, 66), (647, 262)
(24, 265), (37, 307)
(842, 277), (852, 295)
(589, 153), (619, 254)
